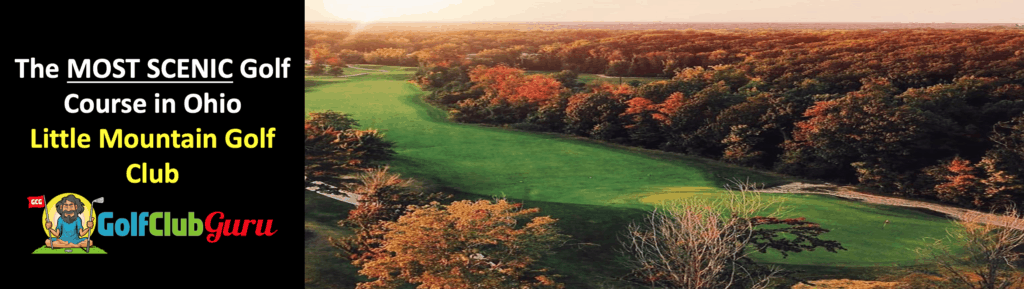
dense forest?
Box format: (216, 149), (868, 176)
(305, 28), (1024, 210)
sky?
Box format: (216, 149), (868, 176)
(305, 0), (1024, 23)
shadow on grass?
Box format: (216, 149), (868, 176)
(375, 73), (418, 81)
(305, 190), (363, 289)
(305, 78), (342, 92)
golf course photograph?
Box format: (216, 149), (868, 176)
(303, 1), (1023, 288)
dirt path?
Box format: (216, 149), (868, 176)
(757, 182), (1023, 230)
(345, 65), (389, 72)
(319, 65), (391, 78)
(306, 178), (361, 206)
(333, 73), (369, 78)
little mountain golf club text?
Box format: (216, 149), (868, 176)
(29, 127), (276, 183)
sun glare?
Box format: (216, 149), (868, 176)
(323, 0), (462, 23)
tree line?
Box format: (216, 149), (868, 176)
(307, 28), (1022, 78)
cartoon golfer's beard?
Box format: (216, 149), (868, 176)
(61, 212), (78, 224)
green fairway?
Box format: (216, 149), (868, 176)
(32, 246), (107, 254)
(304, 66), (960, 287)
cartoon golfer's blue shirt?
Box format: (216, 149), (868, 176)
(51, 217), (87, 244)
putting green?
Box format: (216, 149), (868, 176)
(304, 67), (960, 287)
(32, 246), (107, 254)
(634, 186), (719, 204)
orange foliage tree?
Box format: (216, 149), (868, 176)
(331, 167), (450, 265)
(453, 65), (563, 124)
(357, 199), (568, 289)
(926, 157), (986, 207)
(784, 78), (928, 192)
(303, 111), (395, 184)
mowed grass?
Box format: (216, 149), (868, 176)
(304, 67), (960, 287)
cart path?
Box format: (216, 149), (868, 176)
(758, 182), (1023, 230)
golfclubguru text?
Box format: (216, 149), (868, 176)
(96, 211), (275, 243)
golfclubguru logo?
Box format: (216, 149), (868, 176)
(96, 211), (277, 243)
(29, 193), (104, 254)
(30, 193), (276, 255)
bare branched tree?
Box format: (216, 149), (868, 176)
(621, 178), (844, 288)
(917, 205), (1024, 289)
(623, 185), (778, 288)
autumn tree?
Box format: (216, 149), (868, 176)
(304, 124), (350, 183)
(549, 70), (585, 93)
(782, 78), (928, 193)
(416, 43), (463, 67)
(452, 65), (563, 124)
(307, 44), (333, 75)
(605, 60), (630, 76)
(564, 85), (631, 142)
(364, 48), (410, 66)
(304, 111), (395, 184)
(713, 93), (779, 168)
(926, 115), (1024, 208)
(472, 48), (519, 66)
(337, 49), (366, 64)
(925, 157), (990, 208)
(657, 82), (740, 157)
(980, 115), (1024, 207)
(357, 199), (568, 289)
(621, 96), (666, 148)
(899, 77), (1023, 163)
(331, 167), (450, 264)
(326, 57), (345, 77)
(308, 44), (332, 65)
(307, 110), (359, 131)
(307, 63), (325, 75)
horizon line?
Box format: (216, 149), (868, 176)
(305, 20), (1022, 24)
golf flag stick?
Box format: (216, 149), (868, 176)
(86, 197), (104, 253)
(43, 195), (53, 249)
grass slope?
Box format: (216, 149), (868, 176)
(304, 66), (959, 288)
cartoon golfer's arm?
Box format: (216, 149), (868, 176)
(78, 218), (91, 236)
(46, 221), (59, 237)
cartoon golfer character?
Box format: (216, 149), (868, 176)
(44, 195), (94, 248)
